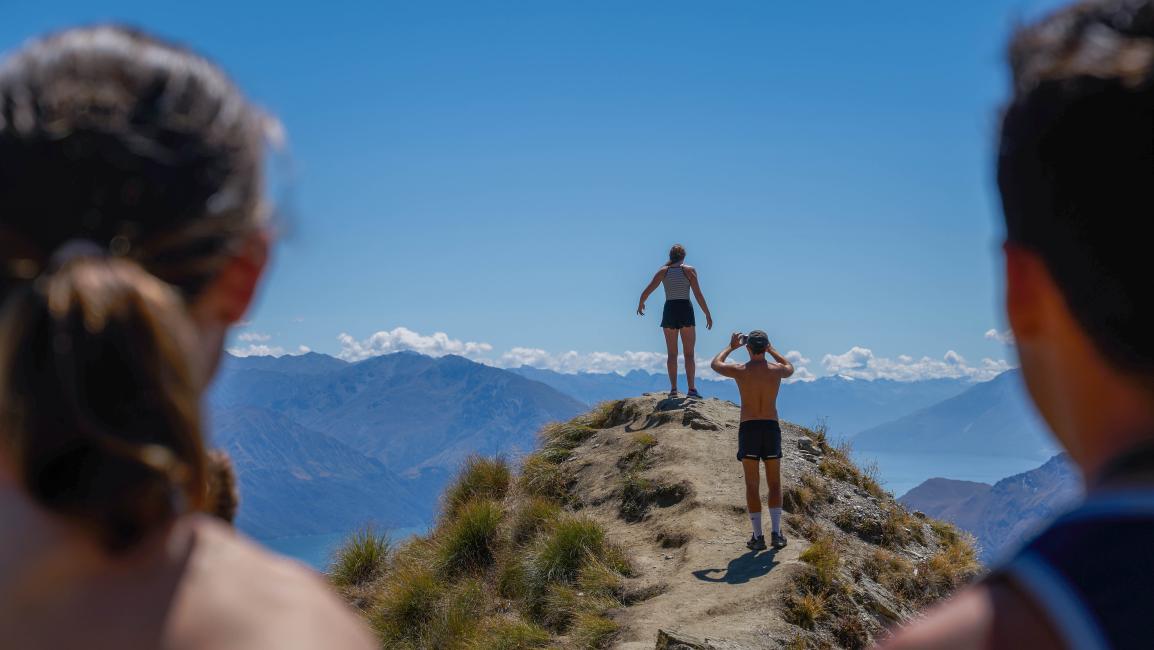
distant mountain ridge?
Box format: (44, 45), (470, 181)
(852, 369), (1057, 460)
(509, 365), (972, 437)
(208, 351), (586, 537)
(900, 454), (1081, 562)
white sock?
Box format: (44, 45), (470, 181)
(750, 511), (763, 538)
(770, 507), (782, 535)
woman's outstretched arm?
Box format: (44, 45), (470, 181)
(637, 268), (666, 315)
(685, 267), (713, 329)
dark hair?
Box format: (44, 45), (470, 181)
(998, 0), (1154, 376)
(0, 26), (268, 550)
(669, 244), (686, 264)
(206, 449), (239, 524)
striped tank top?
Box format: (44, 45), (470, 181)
(662, 265), (691, 301)
(993, 449), (1154, 650)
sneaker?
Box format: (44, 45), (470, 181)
(668, 389), (679, 399)
(746, 534), (767, 551)
(687, 388), (702, 399)
(771, 532), (788, 549)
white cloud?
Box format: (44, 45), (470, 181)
(228, 343), (286, 357)
(237, 331), (272, 343)
(985, 328), (1015, 346)
(497, 347), (670, 375)
(821, 346), (1012, 382)
(337, 327), (494, 362)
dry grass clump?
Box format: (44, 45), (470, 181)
(784, 472), (833, 516)
(585, 399), (644, 429)
(443, 456), (512, 517)
(619, 474), (691, 522)
(818, 442), (887, 499)
(333, 413), (631, 649)
(833, 503), (926, 550)
(330, 526), (392, 588)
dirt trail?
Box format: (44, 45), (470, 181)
(566, 395), (815, 649)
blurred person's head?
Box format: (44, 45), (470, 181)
(205, 450), (239, 524)
(998, 0), (1154, 478)
(0, 25), (271, 551)
(669, 244), (686, 264)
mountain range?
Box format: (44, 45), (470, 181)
(900, 454), (1081, 562)
(851, 369), (1057, 460)
(207, 351), (1051, 545)
(509, 366), (971, 437)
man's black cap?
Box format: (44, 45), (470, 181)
(747, 330), (769, 352)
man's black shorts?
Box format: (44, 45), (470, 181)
(737, 419), (782, 461)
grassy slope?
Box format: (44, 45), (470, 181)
(328, 398), (980, 650)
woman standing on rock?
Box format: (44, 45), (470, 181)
(0, 26), (374, 648)
(637, 244), (713, 398)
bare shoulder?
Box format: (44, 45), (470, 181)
(172, 517), (375, 649)
(880, 579), (1061, 650)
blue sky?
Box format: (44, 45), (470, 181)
(1, 0), (1066, 380)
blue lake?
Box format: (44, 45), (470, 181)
(853, 449), (1053, 499)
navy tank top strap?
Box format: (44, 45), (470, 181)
(995, 490), (1154, 650)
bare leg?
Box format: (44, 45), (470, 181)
(742, 458), (762, 513)
(764, 458), (782, 508)
(681, 326), (697, 392)
(663, 328), (679, 392)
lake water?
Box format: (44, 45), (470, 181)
(258, 526), (427, 571)
(853, 449), (1052, 499)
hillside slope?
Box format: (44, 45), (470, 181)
(901, 454), (1080, 562)
(211, 407), (425, 538)
(333, 395), (979, 649)
(851, 369), (1055, 459)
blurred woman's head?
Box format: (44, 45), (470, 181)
(669, 244), (686, 264)
(0, 25), (271, 551)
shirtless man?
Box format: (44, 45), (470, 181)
(711, 331), (795, 551)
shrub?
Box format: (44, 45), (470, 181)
(437, 499), (504, 574)
(511, 496), (561, 546)
(330, 526), (392, 588)
(443, 456), (512, 517)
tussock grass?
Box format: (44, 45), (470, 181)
(619, 473), (690, 522)
(329, 526), (392, 588)
(518, 454), (571, 502)
(798, 535), (841, 589)
(818, 442), (886, 499)
(832, 614), (872, 650)
(568, 613), (619, 649)
(336, 410), (633, 649)
(436, 499), (503, 574)
(443, 456), (512, 517)
(541, 422), (598, 449)
(784, 472), (833, 516)
(784, 588), (828, 629)
(469, 618), (550, 650)
(833, 503), (925, 549)
(511, 496), (561, 546)
(585, 399), (641, 429)
(631, 431), (658, 448)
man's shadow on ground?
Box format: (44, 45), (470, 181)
(691, 549), (780, 585)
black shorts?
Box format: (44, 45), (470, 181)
(661, 299), (695, 329)
(737, 420), (782, 461)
